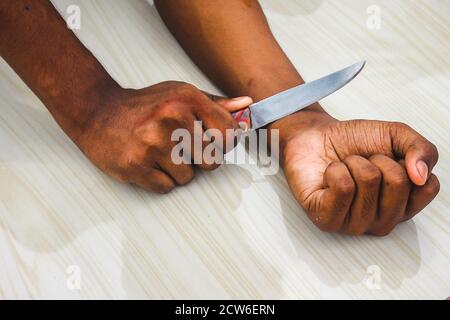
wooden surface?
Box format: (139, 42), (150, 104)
(0, 0), (449, 299)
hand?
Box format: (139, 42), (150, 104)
(74, 81), (252, 193)
(270, 106), (440, 236)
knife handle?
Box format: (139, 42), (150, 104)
(231, 108), (251, 131)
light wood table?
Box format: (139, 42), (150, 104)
(0, 0), (448, 299)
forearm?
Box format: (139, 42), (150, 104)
(155, 0), (323, 108)
(0, 0), (120, 140)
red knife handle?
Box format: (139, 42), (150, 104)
(231, 107), (251, 131)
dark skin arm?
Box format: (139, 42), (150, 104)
(0, 0), (120, 140)
(156, 0), (307, 102)
(155, 0), (440, 235)
(0, 0), (252, 192)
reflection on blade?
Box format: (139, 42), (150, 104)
(249, 61), (365, 129)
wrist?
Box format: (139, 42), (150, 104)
(239, 66), (333, 133)
(46, 75), (122, 142)
(268, 102), (335, 146)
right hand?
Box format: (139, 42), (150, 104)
(75, 81), (252, 193)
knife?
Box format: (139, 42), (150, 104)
(231, 61), (365, 131)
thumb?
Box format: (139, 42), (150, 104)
(216, 96), (253, 112)
(390, 122), (439, 186)
(203, 91), (253, 112)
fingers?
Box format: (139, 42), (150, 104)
(404, 173), (440, 221)
(152, 119), (196, 185)
(172, 111), (220, 171)
(157, 150), (195, 186)
(389, 122), (439, 186)
(153, 86), (249, 172)
(315, 155), (438, 236)
(185, 112), (233, 171)
(193, 93), (243, 154)
(367, 154), (411, 236)
(132, 168), (176, 194)
(136, 115), (195, 188)
(111, 83), (252, 194)
(342, 155), (381, 235)
(202, 92), (253, 112)
(312, 161), (355, 232)
(215, 96), (253, 112)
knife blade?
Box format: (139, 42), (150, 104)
(232, 61), (365, 130)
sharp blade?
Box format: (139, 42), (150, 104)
(249, 61), (365, 129)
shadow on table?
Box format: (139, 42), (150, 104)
(264, 171), (424, 291)
(238, 137), (424, 292)
(0, 104), (284, 298)
(1, 98), (421, 298)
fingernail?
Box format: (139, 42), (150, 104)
(416, 160), (428, 180)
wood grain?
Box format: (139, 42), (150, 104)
(0, 0), (448, 299)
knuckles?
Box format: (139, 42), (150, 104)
(88, 81), (218, 194)
(116, 150), (147, 173)
(344, 155), (382, 185)
(134, 122), (168, 152)
(358, 166), (381, 185)
(155, 101), (186, 122)
(173, 82), (199, 96)
(384, 173), (409, 189)
(336, 176), (355, 195)
(150, 82), (203, 125)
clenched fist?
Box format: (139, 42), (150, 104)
(270, 106), (440, 236)
(75, 81), (252, 193)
